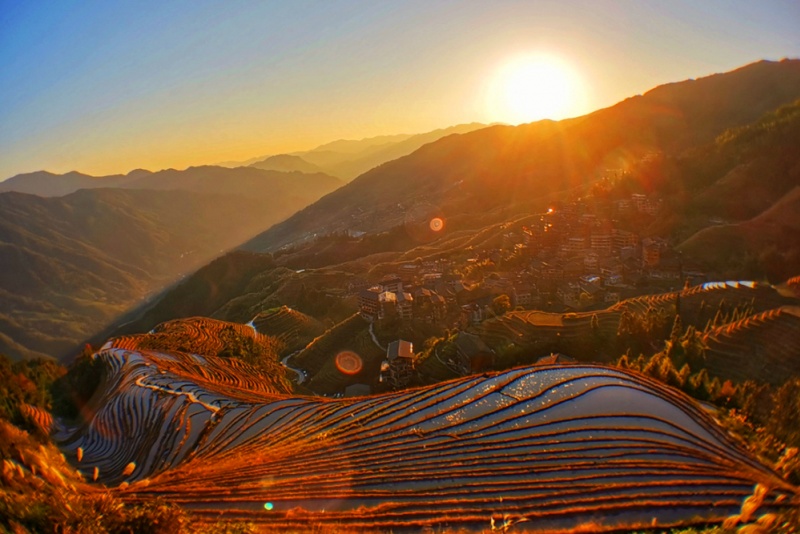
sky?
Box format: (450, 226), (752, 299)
(1, 0), (799, 179)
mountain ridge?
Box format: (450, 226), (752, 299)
(0, 166), (342, 360)
(0, 165), (341, 198)
(242, 59), (800, 254)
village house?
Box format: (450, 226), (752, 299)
(380, 275), (404, 294)
(584, 252), (599, 272)
(578, 280), (604, 305)
(460, 303), (484, 327)
(631, 193), (661, 215)
(414, 288), (447, 320)
(565, 236), (586, 254)
(396, 291), (414, 320)
(513, 284), (537, 307)
(591, 232), (613, 255)
(535, 353), (576, 366)
(556, 283), (581, 309)
(454, 332), (494, 373)
(613, 228), (639, 249)
(642, 237), (669, 267)
(647, 255), (682, 281)
(359, 287), (404, 321)
(359, 287), (382, 320)
(383, 340), (416, 389)
(347, 277), (369, 294)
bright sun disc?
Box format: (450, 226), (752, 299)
(487, 53), (584, 124)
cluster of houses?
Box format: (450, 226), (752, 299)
(335, 187), (711, 390)
(352, 191), (706, 329)
(358, 275), (449, 322)
(512, 193), (704, 310)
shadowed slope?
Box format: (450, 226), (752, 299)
(57, 346), (796, 531)
(702, 306), (800, 386)
(0, 164), (342, 360)
(250, 306), (326, 354)
(478, 280), (794, 350)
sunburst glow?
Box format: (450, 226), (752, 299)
(487, 53), (585, 124)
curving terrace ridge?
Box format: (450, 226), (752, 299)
(702, 305), (800, 385)
(55, 344), (797, 531)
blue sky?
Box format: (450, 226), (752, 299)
(1, 0), (799, 178)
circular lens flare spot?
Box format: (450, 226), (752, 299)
(429, 217), (444, 232)
(264, 502), (274, 511)
(335, 351), (363, 375)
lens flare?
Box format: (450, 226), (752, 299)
(264, 502), (274, 511)
(404, 201), (444, 242)
(335, 351), (363, 375)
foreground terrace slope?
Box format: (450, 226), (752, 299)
(55, 344), (797, 532)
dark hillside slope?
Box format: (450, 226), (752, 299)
(0, 166), (340, 360)
(0, 179), (337, 361)
(690, 98), (800, 221)
(243, 59), (800, 253)
(108, 251), (280, 340)
(680, 186), (800, 281)
(672, 100), (800, 280)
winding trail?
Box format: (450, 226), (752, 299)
(280, 352), (305, 384)
(368, 322), (386, 352)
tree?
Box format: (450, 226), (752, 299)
(492, 294), (511, 316)
(670, 314), (683, 344)
(768, 379), (800, 447)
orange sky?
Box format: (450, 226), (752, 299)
(1, 1), (799, 178)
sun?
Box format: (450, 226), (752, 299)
(487, 53), (584, 124)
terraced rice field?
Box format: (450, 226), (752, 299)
(703, 305), (800, 385)
(104, 317), (290, 395)
(251, 306), (325, 354)
(478, 281), (795, 351)
(291, 313), (368, 375)
(56, 346), (797, 532)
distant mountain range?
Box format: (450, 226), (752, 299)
(0, 165), (341, 198)
(0, 169), (149, 197)
(0, 166), (341, 360)
(219, 123), (490, 181)
(249, 154), (324, 174)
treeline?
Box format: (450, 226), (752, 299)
(616, 315), (800, 484)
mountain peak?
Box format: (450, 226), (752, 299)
(249, 154), (322, 174)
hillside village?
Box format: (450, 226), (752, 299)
(347, 170), (699, 321)
(279, 171), (716, 396)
